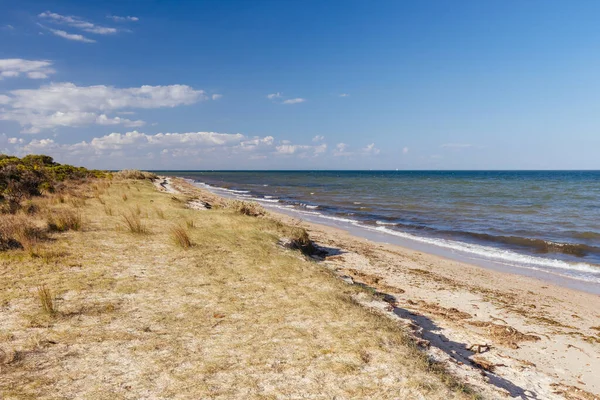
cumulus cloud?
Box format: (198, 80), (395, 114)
(282, 98), (306, 105)
(0, 59), (55, 79)
(211, 94), (223, 100)
(46, 28), (96, 43)
(3, 130), (328, 166)
(312, 135), (325, 142)
(339, 93), (349, 97)
(39, 11), (117, 35)
(107, 15), (139, 22)
(0, 82), (207, 133)
(267, 92), (282, 99)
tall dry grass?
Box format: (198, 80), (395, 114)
(37, 285), (57, 315)
(227, 200), (265, 217)
(170, 226), (193, 249)
(121, 210), (148, 234)
(47, 210), (83, 232)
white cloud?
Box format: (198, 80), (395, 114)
(267, 92), (282, 99)
(402, 146), (409, 154)
(107, 15), (139, 22)
(39, 11), (117, 35)
(4, 130), (329, 165)
(339, 93), (349, 97)
(211, 94), (223, 100)
(0, 59), (55, 79)
(282, 98), (305, 105)
(3, 25), (14, 30)
(0, 82), (207, 133)
(333, 143), (351, 157)
(363, 143), (380, 155)
(312, 135), (325, 142)
(47, 27), (96, 43)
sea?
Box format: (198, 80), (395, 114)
(161, 171), (600, 294)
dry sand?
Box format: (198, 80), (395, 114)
(166, 177), (600, 400)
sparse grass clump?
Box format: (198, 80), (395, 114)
(121, 210), (148, 234)
(122, 193), (128, 201)
(47, 210), (83, 232)
(228, 200), (265, 217)
(155, 208), (165, 219)
(37, 285), (57, 315)
(0, 214), (45, 251)
(185, 219), (195, 229)
(104, 205), (113, 216)
(114, 169), (158, 180)
(170, 226), (193, 248)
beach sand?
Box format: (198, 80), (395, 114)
(166, 176), (600, 399)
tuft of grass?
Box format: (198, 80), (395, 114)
(185, 219), (195, 229)
(47, 210), (83, 232)
(121, 210), (148, 234)
(155, 208), (165, 219)
(227, 200), (265, 217)
(104, 205), (113, 216)
(37, 285), (57, 316)
(170, 226), (193, 249)
(122, 193), (128, 201)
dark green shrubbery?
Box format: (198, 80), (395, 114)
(0, 154), (106, 213)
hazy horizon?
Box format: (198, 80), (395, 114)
(2, 1), (600, 170)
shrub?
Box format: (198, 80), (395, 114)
(170, 226), (193, 249)
(228, 200), (266, 217)
(122, 210), (148, 234)
(114, 170), (158, 180)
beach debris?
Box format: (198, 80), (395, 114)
(339, 275), (354, 285)
(550, 383), (599, 400)
(187, 199), (211, 210)
(466, 343), (491, 354)
(471, 356), (505, 372)
(468, 321), (540, 349)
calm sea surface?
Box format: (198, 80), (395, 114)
(163, 171), (600, 287)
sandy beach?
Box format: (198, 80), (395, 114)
(167, 176), (600, 399)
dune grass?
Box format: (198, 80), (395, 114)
(0, 177), (478, 399)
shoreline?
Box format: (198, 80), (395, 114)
(165, 176), (600, 398)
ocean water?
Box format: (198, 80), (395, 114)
(163, 171), (600, 289)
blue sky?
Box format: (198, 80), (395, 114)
(1, 0), (600, 169)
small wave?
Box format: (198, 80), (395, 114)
(369, 225), (600, 276)
(228, 189), (250, 194)
(256, 197), (280, 203)
(354, 202), (362, 205)
(463, 232), (599, 257)
(376, 221), (397, 226)
(264, 195), (276, 199)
